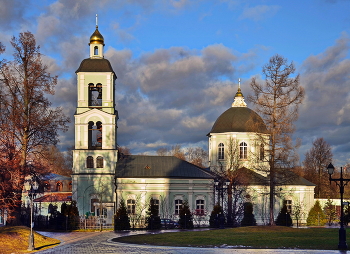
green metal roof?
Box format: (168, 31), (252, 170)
(236, 167), (316, 186)
(209, 107), (268, 134)
(116, 155), (215, 179)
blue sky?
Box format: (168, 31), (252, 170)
(1, 0), (350, 167)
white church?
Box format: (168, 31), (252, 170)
(71, 25), (315, 227)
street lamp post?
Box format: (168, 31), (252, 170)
(327, 163), (350, 250)
(214, 178), (230, 228)
(24, 178), (39, 251)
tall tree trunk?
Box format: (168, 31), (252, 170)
(227, 184), (233, 227)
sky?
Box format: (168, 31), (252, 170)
(1, 0), (350, 167)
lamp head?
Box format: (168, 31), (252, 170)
(327, 163), (335, 175)
(214, 179), (219, 186)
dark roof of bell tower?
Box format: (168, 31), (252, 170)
(75, 58), (116, 79)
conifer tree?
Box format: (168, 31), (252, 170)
(114, 199), (130, 230)
(209, 204), (223, 228)
(248, 54), (304, 225)
(323, 198), (337, 226)
(178, 200), (194, 229)
(241, 202), (257, 226)
(146, 198), (161, 230)
(307, 200), (327, 226)
(275, 202), (293, 226)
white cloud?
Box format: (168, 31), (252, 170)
(239, 5), (280, 21)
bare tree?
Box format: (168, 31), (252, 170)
(128, 193), (148, 229)
(40, 145), (72, 176)
(248, 54), (305, 225)
(118, 146), (131, 155)
(303, 137), (335, 198)
(213, 137), (249, 226)
(156, 147), (169, 156)
(0, 32), (69, 224)
(159, 195), (174, 220)
(185, 147), (208, 168)
(170, 145), (186, 160)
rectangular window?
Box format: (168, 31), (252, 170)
(286, 200), (292, 214)
(127, 199), (136, 214)
(97, 208), (107, 217)
(175, 199), (183, 215)
(91, 198), (99, 214)
(154, 199), (159, 214)
(196, 199), (205, 215)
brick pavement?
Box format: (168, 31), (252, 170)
(35, 230), (343, 254)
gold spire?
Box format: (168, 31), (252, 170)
(232, 78), (247, 107)
(89, 15), (104, 45)
(235, 78), (243, 97)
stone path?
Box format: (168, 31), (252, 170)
(35, 230), (345, 254)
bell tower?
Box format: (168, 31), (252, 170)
(72, 18), (118, 223)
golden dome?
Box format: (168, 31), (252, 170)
(89, 26), (104, 45)
(235, 87), (243, 97)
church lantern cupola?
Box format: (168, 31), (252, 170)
(89, 15), (104, 58)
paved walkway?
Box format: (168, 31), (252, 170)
(35, 230), (347, 254)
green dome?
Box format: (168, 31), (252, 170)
(210, 107), (268, 134)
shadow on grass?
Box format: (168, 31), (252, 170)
(35, 242), (61, 251)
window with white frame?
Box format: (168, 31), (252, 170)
(97, 207), (107, 217)
(218, 143), (224, 160)
(196, 199), (205, 215)
(154, 199), (159, 214)
(175, 199), (183, 215)
(285, 200), (292, 214)
(91, 198), (99, 214)
(127, 199), (136, 214)
(239, 142), (247, 159)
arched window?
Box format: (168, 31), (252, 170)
(94, 46), (98, 55)
(127, 199), (136, 214)
(259, 143), (264, 161)
(44, 181), (50, 192)
(56, 182), (63, 192)
(218, 143), (224, 160)
(87, 156), (94, 168)
(175, 199), (183, 215)
(88, 83), (102, 107)
(239, 142), (247, 159)
(88, 122), (102, 150)
(68, 182), (72, 191)
(96, 156), (104, 168)
(95, 121), (102, 149)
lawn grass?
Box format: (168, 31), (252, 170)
(115, 226), (344, 250)
(0, 226), (60, 254)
